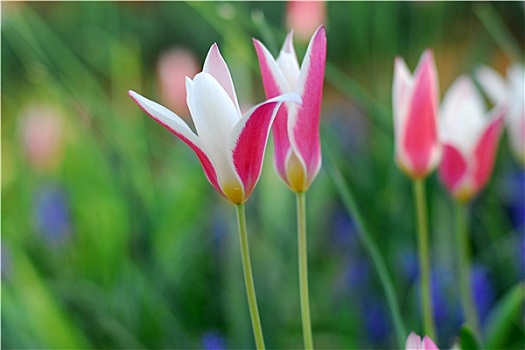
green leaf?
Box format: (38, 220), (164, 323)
(484, 281), (525, 349)
(459, 324), (481, 350)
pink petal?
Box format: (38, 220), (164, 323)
(253, 38), (293, 182)
(231, 93), (301, 201)
(473, 111), (505, 193)
(405, 332), (422, 350)
(439, 144), (468, 196)
(203, 43), (241, 115)
(422, 336), (439, 350)
(128, 90), (222, 197)
(288, 25), (326, 186)
(402, 50), (439, 178)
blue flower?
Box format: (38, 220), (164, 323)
(470, 265), (495, 325)
(201, 331), (226, 350)
(33, 183), (71, 244)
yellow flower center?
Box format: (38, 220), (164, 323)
(286, 152), (307, 193)
(222, 180), (245, 204)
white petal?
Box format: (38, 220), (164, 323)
(129, 90), (203, 149)
(186, 72), (242, 189)
(440, 76), (487, 154)
(203, 43), (242, 116)
(276, 32), (301, 90)
(476, 65), (507, 104)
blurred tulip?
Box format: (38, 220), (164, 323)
(286, 0), (326, 42)
(130, 43), (301, 204)
(253, 25), (326, 192)
(476, 64), (525, 165)
(438, 76), (506, 203)
(157, 48), (200, 118)
(19, 104), (64, 172)
(392, 50), (441, 179)
(406, 332), (439, 350)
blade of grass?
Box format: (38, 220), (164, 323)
(324, 142), (406, 348)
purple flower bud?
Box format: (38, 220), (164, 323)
(33, 183), (71, 244)
(201, 331), (226, 350)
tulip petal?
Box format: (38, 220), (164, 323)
(186, 73), (242, 195)
(475, 65), (507, 104)
(277, 31), (301, 90)
(128, 90), (221, 193)
(288, 25), (326, 186)
(230, 93), (302, 200)
(402, 50), (439, 177)
(203, 43), (242, 115)
(421, 336), (439, 350)
(405, 332), (421, 350)
(253, 38), (293, 182)
(473, 110), (505, 192)
(439, 144), (468, 195)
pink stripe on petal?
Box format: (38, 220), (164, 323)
(422, 336), (439, 350)
(253, 39), (288, 98)
(203, 43), (241, 115)
(473, 113), (505, 192)
(290, 25), (326, 185)
(403, 50), (439, 177)
(231, 101), (281, 199)
(439, 144), (468, 195)
(273, 105), (292, 182)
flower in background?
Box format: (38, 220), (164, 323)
(253, 25), (326, 192)
(19, 104), (64, 173)
(392, 50), (441, 179)
(470, 265), (495, 325)
(201, 330), (226, 350)
(157, 48), (200, 118)
(476, 64), (525, 165)
(286, 0), (326, 42)
(130, 43), (301, 204)
(438, 75), (506, 203)
(406, 332), (439, 350)
(33, 183), (72, 245)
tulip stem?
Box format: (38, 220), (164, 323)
(413, 179), (437, 340)
(455, 201), (481, 338)
(235, 203), (265, 350)
(296, 191), (314, 349)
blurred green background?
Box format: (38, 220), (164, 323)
(2, 1), (524, 349)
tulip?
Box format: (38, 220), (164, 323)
(393, 50), (441, 179)
(254, 25), (326, 350)
(130, 43), (301, 205)
(406, 332), (439, 350)
(253, 25), (326, 193)
(476, 64), (525, 165)
(438, 75), (506, 203)
(392, 50), (440, 341)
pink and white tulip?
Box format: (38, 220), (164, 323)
(253, 25), (326, 192)
(406, 332), (439, 350)
(393, 50), (441, 179)
(130, 43), (301, 204)
(438, 75), (506, 203)
(476, 64), (525, 165)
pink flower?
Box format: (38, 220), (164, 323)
(393, 50), (441, 179)
(157, 48), (200, 118)
(286, 0), (326, 42)
(253, 25), (326, 192)
(130, 44), (300, 204)
(476, 64), (525, 165)
(438, 75), (506, 203)
(19, 104), (64, 172)
(406, 332), (439, 350)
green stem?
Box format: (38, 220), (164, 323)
(235, 204), (265, 350)
(455, 201), (481, 338)
(413, 179), (437, 340)
(296, 192), (313, 349)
